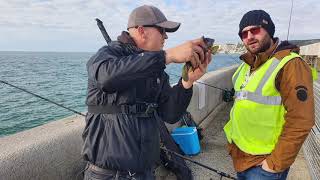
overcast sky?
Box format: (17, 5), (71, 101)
(0, 0), (319, 52)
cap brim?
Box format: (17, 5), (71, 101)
(156, 21), (181, 32)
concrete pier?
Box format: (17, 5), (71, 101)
(0, 65), (313, 180)
(156, 101), (311, 180)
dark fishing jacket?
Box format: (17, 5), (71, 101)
(82, 31), (193, 173)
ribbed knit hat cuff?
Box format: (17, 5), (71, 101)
(238, 10), (275, 39)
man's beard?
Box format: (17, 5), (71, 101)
(246, 37), (272, 54)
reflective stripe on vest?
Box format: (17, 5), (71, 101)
(224, 53), (301, 155)
(234, 58), (282, 105)
(235, 91), (282, 105)
(232, 63), (245, 86)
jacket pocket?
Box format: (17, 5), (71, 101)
(144, 77), (161, 101)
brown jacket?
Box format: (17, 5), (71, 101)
(228, 39), (315, 172)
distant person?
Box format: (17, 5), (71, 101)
(224, 10), (315, 180)
(82, 5), (211, 180)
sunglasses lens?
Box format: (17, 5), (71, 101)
(251, 27), (261, 35)
(158, 27), (165, 35)
(241, 31), (248, 39)
(141, 25), (165, 35)
(241, 27), (261, 39)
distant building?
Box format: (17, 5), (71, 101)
(218, 43), (246, 54)
(300, 42), (320, 57)
(289, 39), (320, 71)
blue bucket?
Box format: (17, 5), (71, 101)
(171, 127), (201, 155)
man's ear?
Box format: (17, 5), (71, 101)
(137, 26), (147, 42)
(137, 26), (144, 37)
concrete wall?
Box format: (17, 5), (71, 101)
(0, 65), (238, 180)
(187, 65), (236, 125)
(0, 114), (86, 180)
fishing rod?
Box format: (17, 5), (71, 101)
(160, 147), (237, 180)
(96, 18), (112, 43)
(0, 80), (85, 116)
(167, 72), (235, 103)
(286, 0), (294, 41)
(167, 72), (228, 91)
(0, 18), (237, 179)
(95, 18), (235, 102)
(0, 79), (236, 179)
(95, 18), (237, 179)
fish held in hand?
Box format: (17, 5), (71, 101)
(182, 37), (220, 81)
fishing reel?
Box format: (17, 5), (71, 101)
(223, 88), (235, 102)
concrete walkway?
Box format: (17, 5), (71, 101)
(156, 103), (311, 180)
(188, 103), (235, 180)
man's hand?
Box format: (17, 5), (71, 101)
(182, 51), (212, 89)
(259, 159), (277, 173)
(165, 38), (206, 68)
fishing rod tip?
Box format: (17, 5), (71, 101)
(95, 18), (102, 23)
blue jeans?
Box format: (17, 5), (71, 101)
(237, 166), (290, 180)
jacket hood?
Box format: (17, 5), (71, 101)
(275, 40), (300, 54)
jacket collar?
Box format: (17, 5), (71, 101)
(240, 38), (279, 72)
(240, 38), (301, 72)
(117, 31), (137, 46)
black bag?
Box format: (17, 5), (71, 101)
(159, 119), (193, 180)
(179, 111), (204, 141)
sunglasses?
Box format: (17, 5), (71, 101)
(138, 25), (166, 35)
(241, 26), (261, 39)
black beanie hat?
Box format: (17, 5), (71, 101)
(238, 10), (275, 39)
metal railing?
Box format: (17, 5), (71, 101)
(303, 78), (320, 180)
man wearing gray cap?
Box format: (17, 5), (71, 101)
(82, 5), (211, 180)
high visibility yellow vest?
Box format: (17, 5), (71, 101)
(311, 67), (318, 81)
(224, 52), (314, 155)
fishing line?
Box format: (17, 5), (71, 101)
(167, 72), (228, 92)
(160, 147), (237, 179)
(166, 71), (235, 103)
(287, 0), (294, 41)
(0, 79), (236, 179)
(0, 80), (86, 116)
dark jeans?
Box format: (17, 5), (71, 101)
(83, 165), (155, 180)
(237, 166), (290, 180)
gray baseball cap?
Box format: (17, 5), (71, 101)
(127, 5), (181, 32)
